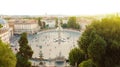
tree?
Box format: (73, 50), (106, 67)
(67, 16), (80, 30)
(77, 28), (95, 59)
(79, 59), (95, 67)
(55, 18), (58, 28)
(37, 17), (46, 29)
(61, 23), (67, 28)
(0, 40), (16, 67)
(38, 17), (42, 29)
(67, 16), (76, 28)
(78, 16), (120, 67)
(0, 24), (3, 28)
(88, 34), (106, 67)
(75, 23), (81, 30)
(45, 24), (49, 29)
(69, 48), (85, 67)
(16, 32), (33, 67)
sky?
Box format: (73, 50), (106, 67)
(0, 0), (120, 15)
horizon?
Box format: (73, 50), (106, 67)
(0, 12), (119, 16)
(0, 0), (120, 15)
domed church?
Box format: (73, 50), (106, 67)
(0, 18), (13, 43)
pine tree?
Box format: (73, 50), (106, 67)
(16, 32), (33, 67)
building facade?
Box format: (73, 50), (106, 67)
(41, 19), (56, 28)
(14, 19), (40, 34)
(0, 18), (13, 43)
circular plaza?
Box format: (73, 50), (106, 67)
(11, 29), (81, 66)
(29, 29), (81, 59)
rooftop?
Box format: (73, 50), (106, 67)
(15, 19), (37, 24)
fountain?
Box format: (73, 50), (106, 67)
(54, 19), (66, 44)
(53, 18), (67, 67)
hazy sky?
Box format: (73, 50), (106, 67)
(0, 0), (120, 15)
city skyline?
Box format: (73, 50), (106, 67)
(0, 0), (120, 15)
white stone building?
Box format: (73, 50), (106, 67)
(14, 20), (40, 34)
(41, 19), (56, 28)
(0, 18), (13, 43)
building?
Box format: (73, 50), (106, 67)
(41, 19), (55, 28)
(0, 18), (13, 43)
(14, 19), (40, 34)
(41, 18), (68, 28)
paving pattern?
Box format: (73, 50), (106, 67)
(11, 29), (81, 60)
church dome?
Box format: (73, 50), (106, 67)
(0, 18), (9, 29)
(0, 18), (7, 24)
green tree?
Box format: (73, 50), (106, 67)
(77, 28), (95, 59)
(75, 23), (81, 30)
(38, 17), (42, 29)
(0, 24), (3, 28)
(16, 32), (33, 67)
(67, 16), (76, 28)
(67, 16), (80, 30)
(0, 40), (16, 67)
(61, 23), (67, 28)
(69, 48), (85, 67)
(88, 34), (106, 67)
(4, 17), (11, 20)
(45, 24), (49, 29)
(55, 18), (58, 28)
(79, 59), (95, 67)
(78, 16), (120, 67)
